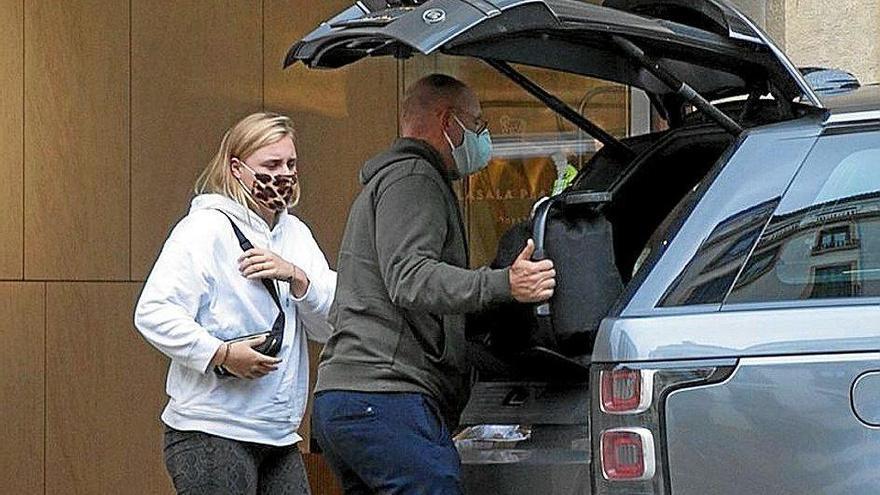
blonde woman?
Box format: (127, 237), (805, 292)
(135, 112), (335, 494)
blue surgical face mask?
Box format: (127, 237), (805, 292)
(443, 115), (492, 176)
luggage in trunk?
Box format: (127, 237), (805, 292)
(477, 194), (624, 361)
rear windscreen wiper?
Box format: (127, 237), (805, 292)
(484, 59), (636, 161)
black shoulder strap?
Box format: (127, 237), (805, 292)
(215, 210), (283, 312)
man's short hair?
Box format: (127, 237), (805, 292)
(401, 73), (470, 124)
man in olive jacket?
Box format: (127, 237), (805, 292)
(312, 74), (556, 494)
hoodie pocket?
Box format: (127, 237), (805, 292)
(341, 294), (402, 367)
(440, 315), (467, 372)
(272, 360), (297, 405)
(401, 313), (465, 373)
(404, 312), (445, 362)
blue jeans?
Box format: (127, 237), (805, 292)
(312, 391), (463, 495)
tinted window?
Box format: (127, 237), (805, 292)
(682, 271), (738, 304)
(726, 129), (880, 304)
(660, 199), (778, 306)
(625, 125), (818, 315)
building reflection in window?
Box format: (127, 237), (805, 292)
(813, 224), (858, 254)
(808, 264), (858, 299)
(727, 132), (880, 304)
(660, 199), (780, 306)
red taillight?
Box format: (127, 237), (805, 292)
(600, 428), (656, 481)
(600, 369), (653, 414)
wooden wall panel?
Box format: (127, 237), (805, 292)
(0, 1), (23, 278)
(130, 0), (263, 280)
(24, 0), (129, 280)
(264, 0), (399, 265)
(0, 283), (44, 494)
(46, 283), (172, 494)
(304, 453), (343, 495)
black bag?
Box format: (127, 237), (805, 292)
(213, 211), (285, 377)
(484, 194), (624, 359)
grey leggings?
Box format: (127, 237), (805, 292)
(163, 427), (311, 495)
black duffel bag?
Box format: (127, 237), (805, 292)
(481, 193), (624, 360)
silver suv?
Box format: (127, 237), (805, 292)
(288, 1), (880, 493)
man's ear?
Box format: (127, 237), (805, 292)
(439, 107), (454, 131)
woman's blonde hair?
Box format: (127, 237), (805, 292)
(194, 112), (300, 210)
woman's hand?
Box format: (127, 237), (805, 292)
(216, 336), (282, 379)
(238, 248), (310, 297)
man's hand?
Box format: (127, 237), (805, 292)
(221, 336), (282, 379)
(509, 239), (556, 303)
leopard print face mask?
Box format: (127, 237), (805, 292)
(234, 160), (298, 212)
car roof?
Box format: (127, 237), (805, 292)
(822, 85), (880, 124)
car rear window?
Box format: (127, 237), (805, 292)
(658, 198), (779, 306)
(726, 127), (880, 304)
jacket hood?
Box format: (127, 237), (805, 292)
(359, 138), (450, 185)
(190, 193), (273, 230)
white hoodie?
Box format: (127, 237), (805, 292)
(134, 194), (336, 446)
